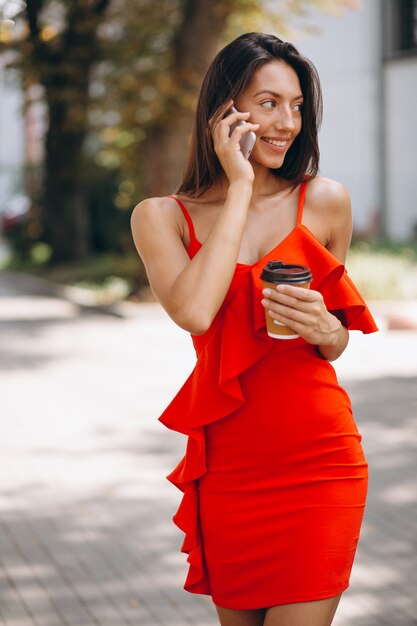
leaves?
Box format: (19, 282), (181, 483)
(1, 0), (357, 261)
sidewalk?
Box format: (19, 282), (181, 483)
(0, 269), (416, 625)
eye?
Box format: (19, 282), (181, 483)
(293, 102), (304, 112)
(260, 100), (276, 109)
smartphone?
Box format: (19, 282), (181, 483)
(227, 105), (257, 159)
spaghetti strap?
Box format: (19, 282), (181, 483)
(167, 195), (197, 243)
(296, 181), (307, 225)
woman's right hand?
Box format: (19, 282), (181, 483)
(209, 99), (259, 186)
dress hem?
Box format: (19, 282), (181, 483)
(187, 583), (350, 611)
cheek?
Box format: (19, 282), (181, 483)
(249, 115), (270, 135)
(233, 98), (254, 116)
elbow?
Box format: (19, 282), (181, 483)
(172, 305), (213, 336)
(180, 313), (212, 336)
(165, 287), (216, 335)
(188, 325), (210, 336)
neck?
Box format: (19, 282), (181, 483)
(250, 161), (290, 197)
(210, 164), (289, 201)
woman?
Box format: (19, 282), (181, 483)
(131, 32), (378, 626)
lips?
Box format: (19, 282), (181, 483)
(261, 137), (289, 147)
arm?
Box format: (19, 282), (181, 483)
(131, 181), (252, 334)
(261, 179), (352, 361)
(131, 101), (259, 335)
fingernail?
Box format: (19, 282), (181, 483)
(262, 289), (271, 296)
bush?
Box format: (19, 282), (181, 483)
(347, 241), (417, 299)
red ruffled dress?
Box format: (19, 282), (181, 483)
(159, 182), (378, 610)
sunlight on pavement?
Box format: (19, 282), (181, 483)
(1, 286), (416, 625)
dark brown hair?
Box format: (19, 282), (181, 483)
(176, 32), (322, 197)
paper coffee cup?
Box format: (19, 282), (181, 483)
(260, 260), (313, 339)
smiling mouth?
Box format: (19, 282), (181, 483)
(261, 137), (289, 147)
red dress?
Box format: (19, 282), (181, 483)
(159, 182), (378, 610)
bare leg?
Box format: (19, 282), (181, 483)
(215, 604), (266, 626)
(263, 593), (342, 626)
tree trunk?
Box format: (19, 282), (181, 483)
(142, 0), (236, 197)
(43, 96), (90, 261)
(142, 114), (192, 197)
(26, 0), (110, 263)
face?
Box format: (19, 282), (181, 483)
(234, 60), (303, 168)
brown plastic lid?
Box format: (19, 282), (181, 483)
(260, 260), (313, 284)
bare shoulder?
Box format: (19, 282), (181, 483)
(131, 195), (188, 249)
(306, 177), (352, 262)
(307, 176), (351, 219)
(131, 195), (181, 232)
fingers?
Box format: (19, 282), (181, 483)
(268, 307), (310, 329)
(261, 286), (326, 334)
(208, 99), (234, 133)
(261, 289), (317, 330)
(216, 112), (252, 143)
(275, 284), (318, 301)
(209, 98), (241, 127)
(262, 285), (323, 312)
(209, 100), (257, 141)
(264, 299), (310, 323)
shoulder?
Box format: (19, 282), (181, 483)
(131, 195), (181, 229)
(306, 177), (352, 262)
(306, 176), (351, 220)
(131, 195), (187, 242)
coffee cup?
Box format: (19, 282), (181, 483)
(260, 260), (313, 339)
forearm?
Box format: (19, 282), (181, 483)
(169, 181), (252, 333)
(316, 313), (349, 361)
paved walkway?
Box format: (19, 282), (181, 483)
(0, 269), (416, 625)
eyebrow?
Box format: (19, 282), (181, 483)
(253, 90), (304, 100)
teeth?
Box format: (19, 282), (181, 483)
(263, 137), (287, 147)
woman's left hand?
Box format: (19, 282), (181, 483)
(261, 284), (342, 346)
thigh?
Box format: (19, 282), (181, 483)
(263, 593), (342, 626)
(215, 604), (266, 626)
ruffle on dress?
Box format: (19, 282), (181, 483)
(158, 225), (378, 595)
(250, 224), (379, 336)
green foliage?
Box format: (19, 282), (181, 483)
(82, 159), (135, 255)
(1, 0), (359, 264)
(347, 241), (417, 300)
(93, 0), (358, 186)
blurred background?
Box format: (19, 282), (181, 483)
(0, 0), (416, 301)
(0, 2), (416, 626)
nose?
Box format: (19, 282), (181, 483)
(274, 105), (296, 132)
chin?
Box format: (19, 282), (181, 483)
(252, 144), (287, 165)
(251, 153), (286, 169)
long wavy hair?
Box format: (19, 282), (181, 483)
(176, 32), (322, 197)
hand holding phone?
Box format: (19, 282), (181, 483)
(227, 106), (257, 159)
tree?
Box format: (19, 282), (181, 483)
(95, 0), (358, 197)
(25, 0), (111, 262)
(1, 0), (357, 263)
